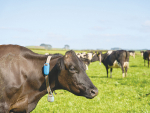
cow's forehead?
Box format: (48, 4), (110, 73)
(64, 50), (79, 64)
(65, 50), (76, 56)
(64, 52), (86, 70)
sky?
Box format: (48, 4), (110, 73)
(0, 0), (150, 50)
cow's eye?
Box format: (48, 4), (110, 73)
(70, 66), (75, 71)
(69, 66), (77, 73)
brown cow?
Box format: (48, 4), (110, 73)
(0, 45), (98, 113)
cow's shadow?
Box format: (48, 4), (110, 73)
(130, 65), (145, 67)
(89, 76), (107, 78)
(130, 65), (138, 67)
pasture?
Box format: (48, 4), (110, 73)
(31, 50), (150, 113)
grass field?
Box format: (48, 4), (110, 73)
(31, 50), (150, 113)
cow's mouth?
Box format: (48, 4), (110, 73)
(90, 89), (98, 98)
(84, 88), (98, 99)
(78, 85), (98, 99)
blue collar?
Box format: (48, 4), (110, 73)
(43, 56), (54, 102)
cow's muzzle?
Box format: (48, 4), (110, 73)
(90, 88), (98, 98)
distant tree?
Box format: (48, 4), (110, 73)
(40, 43), (46, 47)
(40, 43), (52, 50)
(64, 45), (70, 50)
(111, 47), (122, 50)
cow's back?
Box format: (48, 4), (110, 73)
(115, 50), (128, 61)
(107, 50), (129, 66)
(0, 46), (29, 96)
(0, 45), (23, 111)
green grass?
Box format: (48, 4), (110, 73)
(31, 51), (150, 113)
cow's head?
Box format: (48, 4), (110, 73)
(56, 50), (98, 99)
(91, 53), (101, 63)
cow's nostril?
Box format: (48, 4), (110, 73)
(90, 89), (98, 97)
(91, 90), (95, 94)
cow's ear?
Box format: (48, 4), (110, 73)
(57, 57), (65, 70)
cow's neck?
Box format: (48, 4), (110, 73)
(48, 64), (60, 92)
(27, 56), (62, 109)
(44, 56), (62, 92)
(29, 55), (62, 94)
(9, 53), (63, 112)
(101, 53), (107, 63)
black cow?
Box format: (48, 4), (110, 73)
(143, 50), (150, 67)
(0, 45), (98, 113)
(91, 50), (130, 78)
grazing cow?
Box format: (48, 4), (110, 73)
(128, 51), (135, 58)
(143, 50), (150, 67)
(91, 50), (130, 78)
(0, 45), (98, 113)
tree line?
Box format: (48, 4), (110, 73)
(40, 43), (70, 50)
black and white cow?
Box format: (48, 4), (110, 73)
(76, 52), (87, 59)
(143, 50), (150, 67)
(128, 51), (135, 59)
(91, 50), (130, 78)
(87, 53), (93, 61)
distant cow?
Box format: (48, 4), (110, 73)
(0, 45), (98, 113)
(87, 53), (93, 61)
(76, 53), (81, 58)
(76, 52), (87, 59)
(91, 50), (130, 78)
(77, 52), (94, 70)
(128, 51), (135, 58)
(79, 57), (91, 70)
(80, 52), (87, 58)
(143, 50), (150, 67)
